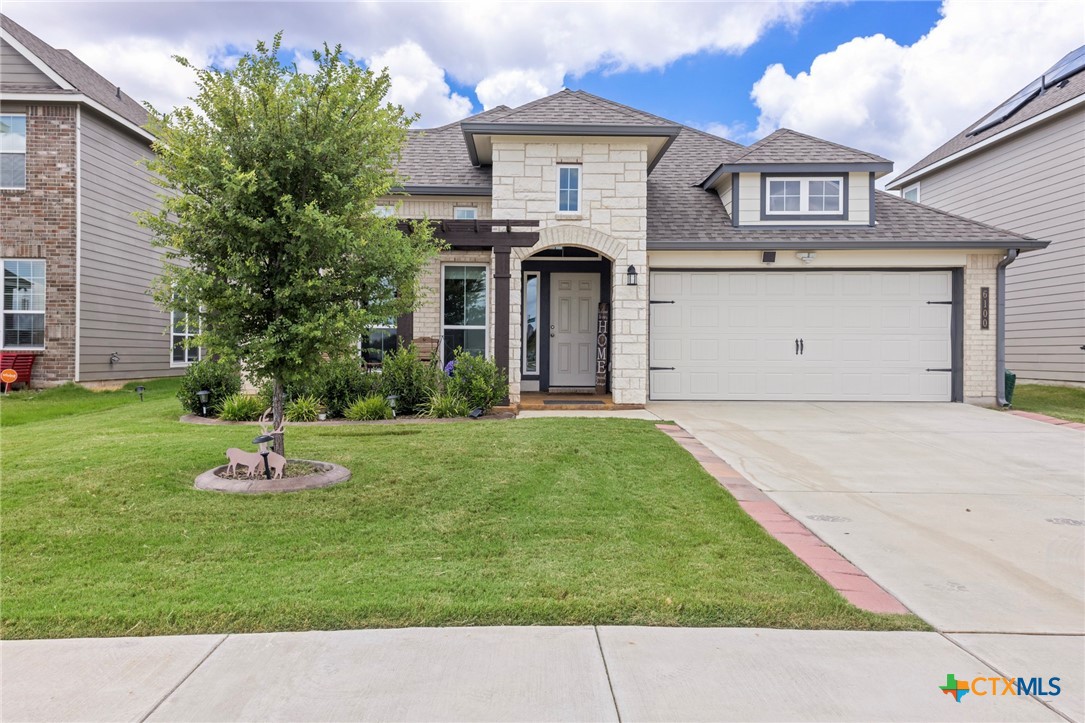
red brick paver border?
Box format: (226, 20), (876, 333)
(656, 423), (911, 615)
(1009, 410), (1085, 430)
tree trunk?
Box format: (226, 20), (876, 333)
(272, 378), (286, 457)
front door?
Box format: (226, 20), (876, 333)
(550, 273), (600, 388)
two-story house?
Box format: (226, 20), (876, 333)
(386, 90), (1046, 407)
(1, 14), (187, 387)
(888, 45), (1085, 387)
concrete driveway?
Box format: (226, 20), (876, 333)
(650, 402), (1084, 717)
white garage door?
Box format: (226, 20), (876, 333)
(649, 270), (953, 401)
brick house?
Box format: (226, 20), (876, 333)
(385, 90), (1047, 406)
(1, 15), (188, 387)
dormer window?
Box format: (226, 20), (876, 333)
(557, 165), (580, 213)
(761, 175), (847, 221)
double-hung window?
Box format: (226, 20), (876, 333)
(171, 309), (201, 365)
(453, 206), (477, 220)
(2, 259), (45, 348)
(0, 115), (27, 190)
(557, 165), (580, 213)
(442, 265), (487, 363)
(765, 176), (843, 216)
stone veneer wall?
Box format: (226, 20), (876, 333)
(490, 139), (649, 404)
(0, 104), (77, 385)
(411, 250), (495, 359)
(964, 253), (1001, 403)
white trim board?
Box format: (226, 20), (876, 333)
(0, 28), (75, 90)
(0, 91), (154, 143)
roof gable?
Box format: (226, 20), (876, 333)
(486, 89), (675, 127)
(726, 128), (891, 165)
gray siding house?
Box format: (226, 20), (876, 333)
(0, 14), (186, 386)
(888, 46), (1085, 386)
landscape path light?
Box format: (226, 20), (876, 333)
(252, 434), (275, 480)
(135, 385), (145, 402)
(386, 394), (398, 418)
(196, 389), (211, 417)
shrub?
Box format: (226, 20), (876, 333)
(420, 391), (472, 419)
(216, 393), (266, 421)
(314, 358), (379, 418)
(378, 344), (443, 415)
(344, 394), (394, 421)
(178, 358), (241, 415)
(284, 393), (322, 422)
(445, 350), (509, 412)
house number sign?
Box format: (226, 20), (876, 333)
(596, 302), (609, 394)
(980, 286), (990, 330)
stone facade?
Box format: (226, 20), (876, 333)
(0, 103), (77, 385)
(412, 250), (495, 359)
(964, 253), (1000, 403)
(491, 139), (649, 404)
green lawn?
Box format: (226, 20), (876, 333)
(0, 380), (925, 639)
(1012, 383), (1085, 423)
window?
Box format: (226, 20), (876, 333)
(0, 115), (27, 189)
(557, 165), (580, 213)
(453, 206), (477, 220)
(361, 323), (398, 365)
(442, 265), (487, 363)
(171, 309), (201, 365)
(903, 183), (920, 203)
(3, 259), (44, 348)
(374, 205), (394, 217)
(766, 176), (843, 216)
(523, 272), (539, 374)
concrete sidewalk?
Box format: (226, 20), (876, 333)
(3, 626), (1079, 722)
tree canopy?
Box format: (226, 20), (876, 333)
(140, 34), (439, 451)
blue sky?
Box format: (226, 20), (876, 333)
(6, 1), (1082, 174)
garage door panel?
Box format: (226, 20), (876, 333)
(649, 270), (953, 401)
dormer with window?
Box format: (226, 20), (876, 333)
(700, 128), (894, 227)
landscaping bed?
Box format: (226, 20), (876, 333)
(1, 378), (926, 639)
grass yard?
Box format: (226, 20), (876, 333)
(1011, 383), (1085, 423)
(0, 379), (926, 639)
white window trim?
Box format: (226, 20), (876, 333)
(903, 182), (921, 203)
(765, 176), (844, 215)
(170, 309), (202, 367)
(1, 257), (46, 351)
(523, 271), (540, 375)
(440, 264), (490, 360)
(556, 164), (581, 213)
(453, 206), (477, 220)
(374, 204), (394, 217)
(0, 113), (28, 191)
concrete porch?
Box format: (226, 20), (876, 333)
(517, 392), (642, 411)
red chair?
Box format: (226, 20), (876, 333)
(1, 353), (37, 391)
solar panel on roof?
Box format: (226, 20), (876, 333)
(967, 77), (1043, 136)
(1043, 45), (1085, 87)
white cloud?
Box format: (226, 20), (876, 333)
(367, 42), (473, 126)
(475, 68), (562, 110)
(748, 0), (1085, 180)
(695, 121), (751, 143)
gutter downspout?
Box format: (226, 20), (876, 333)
(996, 248), (1019, 407)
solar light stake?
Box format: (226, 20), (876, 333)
(252, 434), (275, 480)
(386, 394), (398, 419)
(196, 389), (211, 417)
(135, 385), (145, 402)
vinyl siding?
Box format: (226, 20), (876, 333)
(917, 107), (1085, 384)
(378, 195), (493, 219)
(0, 38), (59, 87)
(737, 171), (870, 226)
(78, 109), (180, 381)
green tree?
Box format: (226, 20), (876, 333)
(140, 35), (439, 455)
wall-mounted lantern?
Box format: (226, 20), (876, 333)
(252, 434), (274, 479)
(109, 352), (120, 366)
(196, 389), (211, 417)
(135, 385), (145, 402)
(626, 265), (638, 286)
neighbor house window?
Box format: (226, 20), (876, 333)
(442, 265), (487, 363)
(523, 272), (539, 374)
(0, 115), (27, 190)
(374, 205), (394, 217)
(903, 183), (920, 203)
(171, 309), (201, 365)
(453, 206), (477, 220)
(2, 259), (44, 348)
(766, 176), (843, 215)
(361, 323), (398, 366)
(557, 165), (580, 212)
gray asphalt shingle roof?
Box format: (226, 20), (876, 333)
(1, 14), (149, 129)
(891, 49), (1085, 185)
(725, 127), (891, 165)
(484, 89), (676, 127)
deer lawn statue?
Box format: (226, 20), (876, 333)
(225, 448), (264, 478)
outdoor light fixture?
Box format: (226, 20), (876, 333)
(135, 385), (145, 402)
(469, 407), (484, 419)
(626, 265), (638, 286)
(196, 389), (211, 417)
(109, 352), (120, 366)
(796, 251), (817, 264)
(252, 434), (275, 480)
(386, 394), (398, 418)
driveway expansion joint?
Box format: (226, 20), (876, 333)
(656, 423), (912, 616)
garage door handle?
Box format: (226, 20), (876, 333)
(926, 368), (952, 372)
(650, 366), (675, 371)
(800, 338), (804, 355)
(795, 338), (800, 355)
